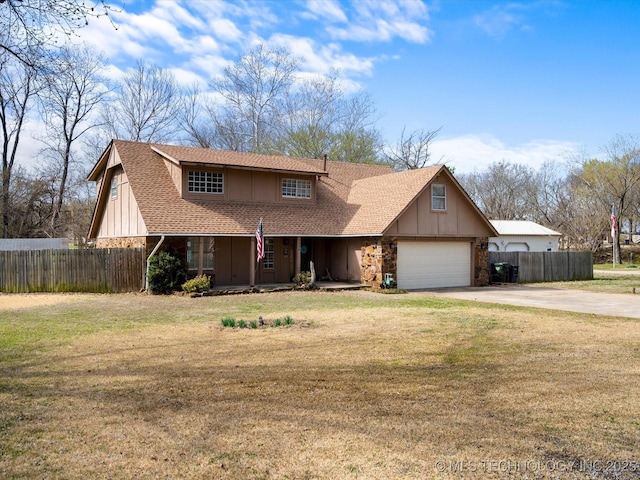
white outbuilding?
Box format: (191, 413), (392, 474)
(489, 220), (562, 252)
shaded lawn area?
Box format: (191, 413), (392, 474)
(1, 291), (639, 479)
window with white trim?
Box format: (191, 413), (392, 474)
(432, 184), (446, 211)
(110, 177), (117, 199)
(188, 171), (223, 194)
(262, 238), (274, 269)
(281, 178), (311, 199)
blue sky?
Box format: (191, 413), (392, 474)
(69, 0), (640, 173)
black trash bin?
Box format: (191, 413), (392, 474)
(509, 265), (519, 283)
(491, 262), (511, 283)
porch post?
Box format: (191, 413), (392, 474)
(198, 236), (204, 276)
(250, 236), (256, 286)
(295, 237), (301, 275)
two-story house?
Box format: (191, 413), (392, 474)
(87, 140), (497, 289)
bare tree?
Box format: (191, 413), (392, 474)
(38, 44), (108, 236)
(459, 160), (537, 221)
(0, 52), (38, 237)
(210, 44), (299, 153)
(178, 84), (216, 148)
(385, 126), (443, 170)
(277, 72), (342, 159)
(0, 0), (115, 68)
(103, 60), (181, 143)
(576, 134), (640, 263)
(182, 45), (383, 162)
(558, 169), (609, 251)
(277, 72), (383, 163)
(7, 165), (56, 238)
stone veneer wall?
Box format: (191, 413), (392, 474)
(94, 237), (147, 250)
(474, 237), (490, 286)
(360, 237), (397, 288)
(361, 236), (490, 288)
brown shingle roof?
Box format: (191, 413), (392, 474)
(92, 140), (447, 237)
(152, 143), (327, 174)
(344, 166), (442, 234)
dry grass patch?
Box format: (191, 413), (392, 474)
(1, 291), (639, 479)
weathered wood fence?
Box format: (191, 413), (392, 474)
(489, 251), (593, 283)
(0, 248), (146, 293)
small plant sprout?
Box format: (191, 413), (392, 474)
(221, 317), (236, 328)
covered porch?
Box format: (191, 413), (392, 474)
(155, 235), (368, 287)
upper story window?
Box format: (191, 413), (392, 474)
(188, 171), (223, 194)
(110, 177), (117, 199)
(282, 178), (311, 199)
(432, 184), (446, 211)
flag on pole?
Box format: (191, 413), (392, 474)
(611, 205), (617, 238)
(255, 218), (264, 262)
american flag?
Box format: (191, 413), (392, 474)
(256, 218), (264, 262)
(611, 205), (617, 238)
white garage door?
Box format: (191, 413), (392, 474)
(397, 241), (471, 289)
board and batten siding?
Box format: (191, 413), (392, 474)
(385, 175), (494, 237)
(96, 167), (147, 239)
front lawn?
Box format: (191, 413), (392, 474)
(1, 291), (638, 479)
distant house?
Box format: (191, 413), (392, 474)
(87, 140), (498, 289)
(489, 220), (561, 252)
(0, 238), (69, 251)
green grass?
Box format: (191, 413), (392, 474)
(594, 263), (639, 270)
(1, 289), (639, 479)
(4, 273), (639, 364)
(538, 269), (640, 294)
(0, 292), (473, 363)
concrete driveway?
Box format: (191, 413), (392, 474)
(417, 283), (640, 319)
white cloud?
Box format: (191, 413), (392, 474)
(473, 5), (524, 38)
(430, 134), (580, 174)
(152, 1), (207, 30)
(209, 18), (243, 42)
(189, 54), (232, 79)
(471, 2), (563, 38)
(326, 0), (432, 43)
(269, 34), (375, 77)
(167, 67), (208, 88)
(302, 0), (348, 22)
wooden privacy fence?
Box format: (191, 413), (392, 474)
(489, 251), (593, 283)
(0, 248), (146, 293)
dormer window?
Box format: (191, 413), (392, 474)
(282, 178), (311, 199)
(432, 184), (446, 211)
(188, 171), (223, 194)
